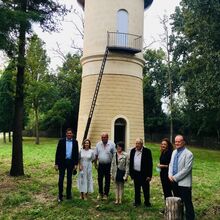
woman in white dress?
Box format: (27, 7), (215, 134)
(78, 139), (95, 200)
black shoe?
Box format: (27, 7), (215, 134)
(145, 202), (152, 207)
(133, 202), (141, 207)
(66, 196), (72, 200)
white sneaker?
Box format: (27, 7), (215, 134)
(97, 194), (102, 200)
(103, 195), (108, 200)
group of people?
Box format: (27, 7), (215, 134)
(55, 128), (195, 220)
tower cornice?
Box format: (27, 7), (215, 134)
(77, 0), (153, 10)
(81, 53), (145, 67)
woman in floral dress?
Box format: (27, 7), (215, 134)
(111, 142), (129, 204)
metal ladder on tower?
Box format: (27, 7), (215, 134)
(82, 47), (109, 141)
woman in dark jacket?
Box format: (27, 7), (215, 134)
(157, 138), (173, 211)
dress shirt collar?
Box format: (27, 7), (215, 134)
(66, 138), (73, 142)
(177, 146), (185, 153)
(102, 141), (109, 147)
(135, 147), (143, 152)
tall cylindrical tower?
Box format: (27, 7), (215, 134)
(77, 0), (153, 147)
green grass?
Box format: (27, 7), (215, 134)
(0, 137), (220, 220)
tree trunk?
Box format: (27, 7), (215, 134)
(8, 131), (11, 142)
(162, 15), (173, 143)
(10, 2), (27, 176)
(168, 62), (173, 143)
(35, 107), (40, 145)
(170, 112), (173, 143)
(217, 129), (220, 144)
(165, 197), (183, 220)
(3, 132), (6, 143)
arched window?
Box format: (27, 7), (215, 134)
(117, 9), (128, 47)
(114, 118), (126, 145)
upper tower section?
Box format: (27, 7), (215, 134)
(77, 0), (153, 58)
(77, 0), (153, 10)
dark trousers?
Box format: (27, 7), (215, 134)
(58, 159), (74, 199)
(133, 170), (150, 205)
(98, 163), (111, 196)
(172, 182), (195, 220)
(160, 171), (173, 199)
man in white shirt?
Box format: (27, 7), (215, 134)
(94, 132), (115, 200)
(129, 138), (153, 207)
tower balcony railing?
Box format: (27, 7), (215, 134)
(107, 32), (142, 54)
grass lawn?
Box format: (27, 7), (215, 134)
(0, 137), (220, 220)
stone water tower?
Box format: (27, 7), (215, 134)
(77, 0), (153, 147)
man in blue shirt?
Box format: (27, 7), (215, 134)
(169, 135), (195, 220)
(55, 128), (79, 202)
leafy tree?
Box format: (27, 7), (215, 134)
(25, 34), (50, 144)
(171, 0), (220, 140)
(143, 75), (167, 139)
(0, 62), (16, 142)
(143, 49), (168, 138)
(39, 53), (81, 137)
(0, 0), (69, 176)
(144, 49), (167, 96)
(158, 14), (183, 141)
(56, 53), (82, 133)
(43, 98), (72, 138)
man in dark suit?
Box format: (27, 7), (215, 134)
(129, 138), (153, 207)
(55, 128), (79, 202)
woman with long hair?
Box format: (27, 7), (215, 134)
(78, 139), (95, 200)
(157, 138), (173, 212)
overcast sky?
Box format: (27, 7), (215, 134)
(0, 0), (180, 70)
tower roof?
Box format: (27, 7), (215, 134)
(77, 0), (153, 9)
(144, 0), (153, 9)
(77, 0), (84, 8)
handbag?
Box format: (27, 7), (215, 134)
(116, 168), (125, 182)
(72, 169), (77, 176)
(115, 153), (125, 183)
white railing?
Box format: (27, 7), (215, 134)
(107, 32), (142, 53)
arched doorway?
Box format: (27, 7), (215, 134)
(114, 118), (126, 144)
